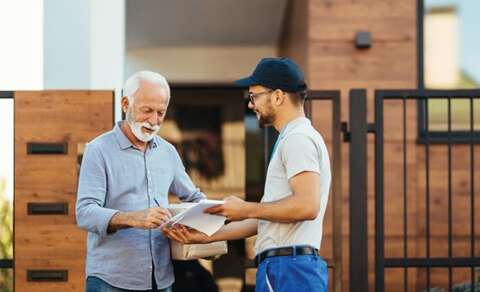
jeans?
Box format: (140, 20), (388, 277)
(86, 276), (172, 292)
(255, 254), (328, 292)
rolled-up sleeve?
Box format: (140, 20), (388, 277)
(76, 144), (118, 237)
(169, 148), (206, 202)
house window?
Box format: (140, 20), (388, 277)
(421, 0), (480, 138)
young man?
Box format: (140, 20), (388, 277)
(163, 58), (331, 292)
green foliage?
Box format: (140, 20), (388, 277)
(0, 178), (13, 292)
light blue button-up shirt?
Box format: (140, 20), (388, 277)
(76, 122), (206, 290)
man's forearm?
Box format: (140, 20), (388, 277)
(107, 211), (135, 233)
(245, 195), (318, 223)
(244, 173), (321, 223)
(208, 218), (258, 242)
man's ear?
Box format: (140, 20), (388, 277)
(121, 97), (129, 113)
(272, 89), (285, 106)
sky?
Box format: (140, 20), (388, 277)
(426, 0), (480, 83)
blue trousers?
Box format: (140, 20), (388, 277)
(86, 276), (171, 292)
(255, 254), (328, 292)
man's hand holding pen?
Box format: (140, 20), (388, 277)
(127, 198), (173, 230)
(130, 208), (172, 229)
(107, 197), (173, 232)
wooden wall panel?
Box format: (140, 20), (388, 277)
(15, 91), (113, 141)
(279, 0), (308, 75)
(309, 1), (415, 42)
(15, 156), (78, 193)
(15, 90), (114, 292)
(15, 258), (85, 292)
(309, 42), (415, 83)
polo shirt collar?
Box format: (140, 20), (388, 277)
(279, 116), (310, 137)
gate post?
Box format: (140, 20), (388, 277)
(349, 89), (369, 292)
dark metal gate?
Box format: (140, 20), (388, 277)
(350, 89), (480, 291)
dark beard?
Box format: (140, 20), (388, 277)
(258, 112), (274, 128)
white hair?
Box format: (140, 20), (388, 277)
(122, 70), (171, 104)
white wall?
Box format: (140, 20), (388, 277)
(43, 0), (125, 120)
(90, 0), (125, 89)
(0, 0), (43, 90)
(89, 0), (125, 121)
(126, 46), (278, 83)
(43, 0), (91, 89)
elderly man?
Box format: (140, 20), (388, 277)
(76, 71), (206, 292)
(163, 57), (331, 292)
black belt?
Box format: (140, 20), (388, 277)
(255, 246), (318, 266)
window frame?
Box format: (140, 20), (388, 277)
(417, 0), (480, 144)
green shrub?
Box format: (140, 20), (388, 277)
(0, 178), (13, 292)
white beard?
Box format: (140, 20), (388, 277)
(126, 107), (160, 142)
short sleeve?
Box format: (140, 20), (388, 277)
(279, 133), (321, 180)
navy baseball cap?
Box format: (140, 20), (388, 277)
(235, 57), (307, 92)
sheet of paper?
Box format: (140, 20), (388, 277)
(164, 200), (226, 236)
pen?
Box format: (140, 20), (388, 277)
(153, 198), (170, 228)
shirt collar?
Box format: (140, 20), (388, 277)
(113, 121), (134, 150)
(113, 121), (159, 150)
(278, 116), (310, 138)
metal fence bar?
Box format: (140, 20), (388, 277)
(377, 89), (480, 99)
(0, 91), (14, 98)
(331, 92), (343, 292)
(384, 257), (480, 267)
(374, 90), (385, 292)
(425, 95), (432, 290)
(470, 96), (476, 291)
(350, 89), (369, 292)
(447, 97), (453, 291)
(402, 97), (408, 292)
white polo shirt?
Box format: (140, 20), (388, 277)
(254, 117), (331, 255)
